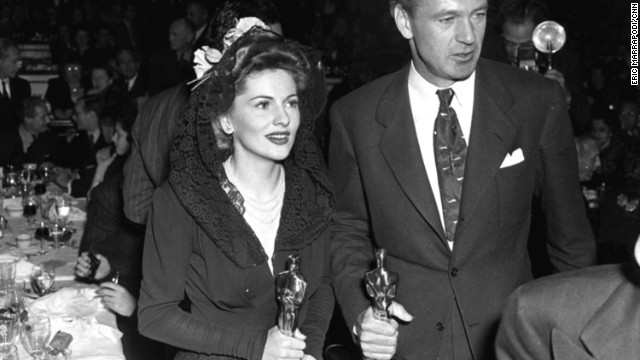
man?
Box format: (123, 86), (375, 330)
(123, 0), (282, 225)
(186, 0), (211, 50)
(328, 0), (596, 359)
(0, 38), (31, 133)
(55, 95), (109, 198)
(147, 18), (196, 96)
(0, 97), (57, 169)
(481, 0), (591, 135)
(496, 233), (640, 359)
(114, 48), (148, 111)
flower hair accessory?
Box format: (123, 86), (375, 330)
(190, 17), (270, 89)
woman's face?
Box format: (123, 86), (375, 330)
(111, 122), (130, 156)
(225, 69), (300, 164)
(91, 68), (112, 92)
(64, 63), (82, 83)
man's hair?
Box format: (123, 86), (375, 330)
(22, 97), (48, 119)
(0, 38), (17, 59)
(171, 17), (196, 35)
(77, 94), (106, 117)
(388, 0), (419, 17)
(575, 134), (599, 156)
(499, 0), (548, 26)
(115, 48), (139, 64)
(205, 0), (281, 50)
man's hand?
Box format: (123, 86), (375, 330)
(356, 302), (413, 360)
(75, 252), (111, 280)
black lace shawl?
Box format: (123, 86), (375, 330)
(168, 29), (333, 269)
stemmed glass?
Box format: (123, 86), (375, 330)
(54, 197), (71, 226)
(21, 315), (51, 359)
(22, 193), (39, 228)
(5, 282), (25, 315)
(47, 222), (65, 250)
(30, 265), (55, 297)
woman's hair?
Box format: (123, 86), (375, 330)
(207, 0), (281, 50)
(115, 111), (135, 144)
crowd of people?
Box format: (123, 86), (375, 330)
(0, 0), (637, 359)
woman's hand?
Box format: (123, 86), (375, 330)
(75, 252), (111, 280)
(96, 282), (136, 317)
(262, 327), (306, 360)
(95, 148), (116, 168)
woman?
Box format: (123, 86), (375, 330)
(138, 27), (333, 360)
(45, 60), (85, 120)
(75, 111), (167, 360)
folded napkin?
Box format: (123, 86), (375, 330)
(28, 286), (104, 317)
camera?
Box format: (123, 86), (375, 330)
(517, 44), (538, 72)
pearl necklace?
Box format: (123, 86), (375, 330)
(224, 162), (286, 224)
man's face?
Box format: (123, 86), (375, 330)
(501, 19), (535, 66)
(0, 47), (21, 78)
(25, 105), (51, 134)
(577, 139), (601, 182)
(73, 101), (97, 132)
(116, 51), (139, 80)
(393, 0), (488, 87)
(169, 22), (193, 51)
(619, 102), (639, 131)
(186, 3), (208, 29)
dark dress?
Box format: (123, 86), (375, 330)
(0, 77), (31, 133)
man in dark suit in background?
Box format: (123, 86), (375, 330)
(114, 48), (148, 112)
(496, 233), (640, 359)
(186, 0), (212, 50)
(0, 38), (31, 133)
(328, 0), (596, 359)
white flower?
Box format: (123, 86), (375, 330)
(193, 46), (223, 79)
(223, 17), (270, 50)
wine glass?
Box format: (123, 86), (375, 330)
(5, 283), (25, 315)
(54, 197), (71, 227)
(47, 221), (65, 250)
(0, 312), (18, 346)
(22, 193), (39, 228)
(21, 316), (51, 359)
(30, 265), (55, 297)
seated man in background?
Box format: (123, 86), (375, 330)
(113, 48), (148, 112)
(0, 97), (59, 169)
(54, 94), (109, 198)
(496, 232), (640, 359)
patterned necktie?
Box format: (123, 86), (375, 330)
(433, 88), (467, 243)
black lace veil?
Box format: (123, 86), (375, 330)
(168, 28), (333, 269)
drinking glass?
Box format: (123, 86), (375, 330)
(0, 260), (16, 290)
(30, 265), (54, 297)
(0, 313), (18, 346)
(22, 194), (38, 228)
(0, 343), (19, 360)
(53, 197), (70, 227)
(47, 222), (64, 250)
(21, 316), (50, 359)
(5, 283), (25, 315)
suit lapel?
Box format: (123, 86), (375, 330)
(579, 270), (640, 359)
(456, 61), (516, 241)
(377, 66), (446, 243)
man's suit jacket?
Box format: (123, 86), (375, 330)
(0, 127), (60, 168)
(0, 77), (31, 132)
(328, 59), (596, 360)
(496, 263), (640, 360)
(123, 83), (189, 224)
(147, 49), (195, 96)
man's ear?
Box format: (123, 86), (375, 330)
(393, 4), (413, 40)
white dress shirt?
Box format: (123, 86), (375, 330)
(407, 62), (476, 249)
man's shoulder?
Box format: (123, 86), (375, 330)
(477, 58), (556, 91)
(514, 263), (635, 306)
(333, 67), (406, 110)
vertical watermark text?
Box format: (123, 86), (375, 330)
(632, 3), (638, 85)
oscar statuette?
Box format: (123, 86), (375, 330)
(276, 254), (308, 336)
(364, 248), (399, 321)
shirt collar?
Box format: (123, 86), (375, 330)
(90, 128), (101, 144)
(408, 61), (475, 108)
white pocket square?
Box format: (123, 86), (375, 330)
(500, 148), (524, 168)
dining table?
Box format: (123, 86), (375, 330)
(0, 194), (126, 360)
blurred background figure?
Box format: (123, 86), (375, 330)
(0, 38), (30, 133)
(113, 48), (148, 112)
(147, 17), (195, 95)
(0, 97), (59, 169)
(186, 0), (211, 49)
(45, 59), (84, 120)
